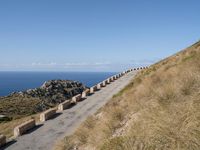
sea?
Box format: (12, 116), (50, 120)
(0, 72), (117, 97)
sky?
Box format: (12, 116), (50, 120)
(0, 0), (199, 72)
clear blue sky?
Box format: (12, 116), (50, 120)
(0, 0), (199, 72)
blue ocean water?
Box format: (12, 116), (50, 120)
(0, 72), (117, 97)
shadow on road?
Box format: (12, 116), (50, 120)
(67, 103), (76, 109)
(81, 97), (87, 101)
(1, 140), (17, 150)
(26, 124), (44, 134)
(1, 124), (44, 150)
(48, 113), (62, 120)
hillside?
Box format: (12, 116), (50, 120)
(56, 41), (200, 150)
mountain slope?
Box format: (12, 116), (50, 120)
(56, 41), (200, 150)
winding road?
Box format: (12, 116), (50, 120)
(4, 71), (137, 150)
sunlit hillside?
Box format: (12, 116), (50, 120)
(56, 41), (200, 150)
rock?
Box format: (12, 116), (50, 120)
(16, 80), (86, 106)
(0, 80), (87, 119)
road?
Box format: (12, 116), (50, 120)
(4, 71), (137, 150)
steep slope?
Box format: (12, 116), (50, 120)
(56, 41), (200, 150)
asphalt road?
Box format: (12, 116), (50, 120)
(4, 71), (137, 150)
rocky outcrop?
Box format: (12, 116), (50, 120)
(0, 80), (86, 120)
(14, 80), (86, 102)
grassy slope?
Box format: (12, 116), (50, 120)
(0, 114), (39, 137)
(0, 96), (43, 137)
(57, 41), (200, 150)
(0, 96), (42, 119)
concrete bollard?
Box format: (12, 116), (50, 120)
(82, 89), (90, 98)
(116, 75), (119, 79)
(90, 87), (94, 94)
(71, 97), (77, 104)
(106, 79), (110, 84)
(58, 100), (71, 111)
(93, 85), (98, 91)
(14, 119), (36, 137)
(81, 91), (86, 99)
(101, 81), (106, 87)
(72, 94), (82, 103)
(40, 108), (56, 122)
(110, 77), (114, 82)
(77, 94), (82, 101)
(0, 135), (6, 147)
(97, 83), (101, 90)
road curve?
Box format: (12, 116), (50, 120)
(5, 71), (137, 150)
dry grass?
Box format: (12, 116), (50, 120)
(0, 114), (39, 138)
(55, 41), (200, 150)
(0, 96), (42, 120)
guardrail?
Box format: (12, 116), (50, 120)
(72, 94), (82, 103)
(58, 100), (71, 111)
(1, 66), (148, 148)
(81, 89), (90, 99)
(40, 108), (57, 122)
(14, 119), (36, 137)
(106, 78), (110, 84)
